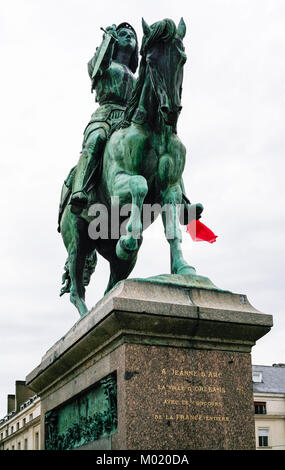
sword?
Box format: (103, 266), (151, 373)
(91, 27), (118, 81)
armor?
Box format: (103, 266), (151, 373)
(58, 23), (139, 221)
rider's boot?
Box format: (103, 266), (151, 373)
(70, 149), (96, 214)
(180, 195), (204, 225)
(70, 130), (106, 214)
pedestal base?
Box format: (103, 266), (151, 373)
(26, 276), (273, 450)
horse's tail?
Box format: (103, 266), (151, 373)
(60, 259), (71, 296)
(57, 166), (77, 233)
(82, 250), (98, 287)
(60, 250), (98, 297)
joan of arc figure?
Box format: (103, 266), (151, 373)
(66, 23), (139, 215)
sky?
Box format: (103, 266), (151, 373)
(0, 0), (284, 418)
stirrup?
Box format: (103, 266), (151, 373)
(69, 191), (89, 214)
(69, 190), (88, 206)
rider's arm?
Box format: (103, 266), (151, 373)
(88, 25), (117, 90)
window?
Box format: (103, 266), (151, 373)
(12, 445), (15, 450)
(35, 432), (39, 450)
(258, 428), (269, 447)
(0, 433), (3, 440)
(18, 441), (21, 450)
(253, 372), (263, 383)
(22, 417), (26, 426)
(29, 413), (33, 421)
(11, 426), (14, 434)
(254, 401), (266, 414)
(16, 422), (19, 430)
(24, 438), (28, 450)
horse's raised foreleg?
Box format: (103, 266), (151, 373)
(113, 173), (148, 260)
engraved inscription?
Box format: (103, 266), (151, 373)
(154, 414), (230, 422)
(170, 369), (222, 378)
(158, 384), (226, 393)
(154, 367), (229, 423)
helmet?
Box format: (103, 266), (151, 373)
(113, 22), (139, 73)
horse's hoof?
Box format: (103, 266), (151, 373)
(79, 304), (88, 317)
(116, 237), (138, 260)
(71, 294), (88, 317)
(172, 264), (196, 276)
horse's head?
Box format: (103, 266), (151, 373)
(141, 18), (187, 127)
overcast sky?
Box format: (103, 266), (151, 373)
(0, 0), (284, 418)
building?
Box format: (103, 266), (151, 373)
(1, 365), (285, 450)
(253, 364), (285, 450)
(0, 381), (41, 451)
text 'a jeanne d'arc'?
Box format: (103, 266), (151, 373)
(161, 368), (222, 378)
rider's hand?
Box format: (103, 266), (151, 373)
(104, 24), (118, 41)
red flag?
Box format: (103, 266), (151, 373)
(186, 219), (218, 244)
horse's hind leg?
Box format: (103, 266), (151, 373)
(68, 242), (89, 316)
(67, 218), (90, 317)
(159, 156), (196, 275)
(105, 250), (139, 294)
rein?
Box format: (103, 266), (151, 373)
(147, 61), (169, 113)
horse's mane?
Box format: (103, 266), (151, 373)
(109, 19), (177, 135)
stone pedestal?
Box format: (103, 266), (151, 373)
(26, 275), (273, 450)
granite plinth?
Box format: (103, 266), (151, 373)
(26, 276), (273, 450)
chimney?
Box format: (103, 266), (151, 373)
(15, 381), (34, 412)
(7, 394), (15, 414)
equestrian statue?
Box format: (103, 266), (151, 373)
(58, 18), (203, 317)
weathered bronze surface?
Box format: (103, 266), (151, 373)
(45, 374), (117, 450)
(58, 18), (203, 316)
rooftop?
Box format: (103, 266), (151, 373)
(253, 364), (285, 394)
(0, 394), (38, 427)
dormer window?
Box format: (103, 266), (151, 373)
(252, 371), (263, 383)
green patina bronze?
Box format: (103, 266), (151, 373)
(58, 18), (204, 317)
(45, 374), (117, 450)
(130, 274), (230, 292)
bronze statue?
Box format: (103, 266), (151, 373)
(58, 18), (203, 317)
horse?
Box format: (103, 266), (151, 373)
(59, 18), (202, 317)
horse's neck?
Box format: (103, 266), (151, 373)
(137, 72), (165, 134)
